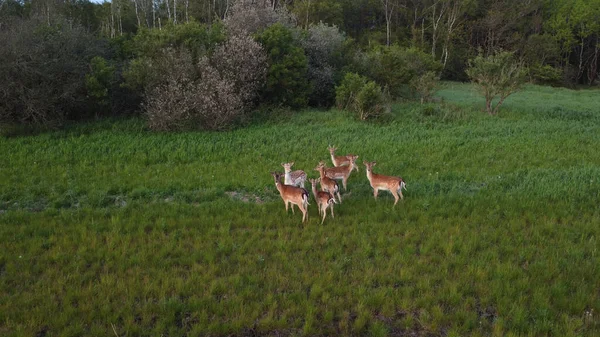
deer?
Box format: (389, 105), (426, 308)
(328, 145), (359, 172)
(314, 164), (342, 203)
(364, 161), (407, 206)
(271, 172), (309, 223)
(317, 155), (359, 191)
(281, 162), (307, 188)
(309, 178), (336, 224)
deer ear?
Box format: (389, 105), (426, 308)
(372, 162), (377, 166)
(281, 162), (285, 167)
(363, 161), (368, 165)
(290, 161), (294, 166)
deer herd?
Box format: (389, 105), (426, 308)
(270, 145), (407, 224)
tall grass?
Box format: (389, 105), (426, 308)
(1, 83), (599, 336)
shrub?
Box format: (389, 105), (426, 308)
(336, 72), (388, 120)
(335, 72), (368, 110)
(301, 22), (347, 107)
(466, 51), (527, 115)
(85, 56), (116, 107)
(256, 23), (310, 108)
(122, 22), (226, 93)
(354, 45), (442, 100)
(0, 17), (105, 126)
(411, 71), (440, 104)
(528, 64), (562, 86)
(143, 34), (267, 131)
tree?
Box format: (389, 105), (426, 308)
(466, 51), (526, 115)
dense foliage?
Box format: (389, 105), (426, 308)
(256, 23), (310, 108)
(466, 51), (527, 115)
(336, 72), (389, 120)
(1, 0), (599, 127)
(0, 17), (105, 126)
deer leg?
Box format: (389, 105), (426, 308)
(391, 189), (400, 206)
(285, 200), (289, 213)
(373, 188), (379, 199)
(301, 206), (307, 222)
(330, 204), (334, 218)
(343, 178), (347, 191)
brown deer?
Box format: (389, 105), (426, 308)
(314, 164), (342, 203)
(271, 172), (309, 222)
(364, 161), (407, 206)
(328, 145), (359, 172)
(281, 162), (307, 188)
(317, 155), (359, 191)
(309, 178), (336, 224)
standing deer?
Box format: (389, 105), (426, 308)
(271, 172), (309, 222)
(328, 145), (359, 172)
(309, 178), (336, 224)
(281, 162), (307, 188)
(315, 164), (342, 203)
(364, 161), (407, 206)
(317, 155), (359, 191)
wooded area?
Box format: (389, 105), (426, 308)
(2, 0), (598, 83)
(1, 0), (599, 128)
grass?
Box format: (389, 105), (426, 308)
(1, 82), (599, 336)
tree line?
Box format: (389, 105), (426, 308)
(0, 0), (598, 129)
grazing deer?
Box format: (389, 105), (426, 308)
(364, 161), (407, 206)
(317, 155), (359, 191)
(309, 178), (336, 224)
(281, 162), (307, 188)
(315, 164), (342, 203)
(328, 145), (359, 172)
(271, 172), (309, 223)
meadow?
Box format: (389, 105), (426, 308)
(1, 82), (599, 336)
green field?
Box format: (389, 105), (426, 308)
(1, 82), (599, 336)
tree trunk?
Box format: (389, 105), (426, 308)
(306, 0), (311, 30)
(173, 0), (177, 24)
(166, 0), (171, 22)
(185, 0), (189, 22)
(134, 0), (141, 28)
(493, 96), (507, 115)
(588, 36), (598, 86)
(152, 0), (156, 28)
(577, 35), (585, 83)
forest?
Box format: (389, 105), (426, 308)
(1, 0), (599, 129)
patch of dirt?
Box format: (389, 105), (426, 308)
(226, 191), (265, 204)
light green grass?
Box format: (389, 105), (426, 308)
(1, 83), (599, 336)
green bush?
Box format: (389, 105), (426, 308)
(335, 72), (368, 110)
(354, 45), (442, 100)
(411, 71), (440, 104)
(466, 51), (527, 115)
(256, 23), (310, 108)
(528, 64), (562, 86)
(85, 56), (116, 107)
(336, 72), (388, 120)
